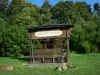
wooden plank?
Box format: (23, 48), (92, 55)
(33, 49), (64, 59)
(34, 50), (62, 53)
(34, 55), (61, 58)
(34, 50), (62, 56)
(30, 30), (67, 40)
(34, 49), (62, 53)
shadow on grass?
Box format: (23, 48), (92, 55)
(11, 57), (29, 62)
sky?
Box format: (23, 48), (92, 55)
(26, 0), (100, 9)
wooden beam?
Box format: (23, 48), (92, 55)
(42, 56), (44, 63)
(44, 42), (47, 50)
(66, 30), (70, 63)
(53, 57), (55, 63)
(29, 33), (32, 63)
(32, 40), (34, 63)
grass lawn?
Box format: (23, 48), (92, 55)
(0, 53), (100, 75)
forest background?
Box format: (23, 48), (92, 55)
(0, 0), (100, 57)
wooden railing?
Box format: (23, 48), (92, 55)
(31, 49), (65, 63)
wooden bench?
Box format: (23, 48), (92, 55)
(32, 49), (64, 63)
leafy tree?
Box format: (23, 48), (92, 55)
(0, 0), (100, 57)
(94, 3), (100, 11)
(13, 7), (36, 27)
(7, 0), (24, 15)
(75, 2), (92, 21)
(0, 18), (8, 56)
(7, 25), (29, 56)
(51, 1), (77, 24)
(0, 18), (30, 56)
(41, 0), (51, 10)
(40, 0), (52, 24)
(7, 0), (42, 26)
(0, 25), (29, 56)
(39, 8), (52, 24)
(94, 3), (100, 16)
(0, 0), (8, 20)
(71, 19), (97, 53)
(83, 2), (92, 14)
(92, 14), (100, 51)
(6, 0), (27, 24)
(0, 0), (8, 13)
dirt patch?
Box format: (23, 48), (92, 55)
(55, 65), (77, 71)
(21, 63), (28, 66)
(88, 60), (100, 62)
(0, 66), (13, 70)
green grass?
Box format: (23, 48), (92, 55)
(0, 53), (100, 75)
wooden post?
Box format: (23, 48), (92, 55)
(53, 57), (55, 63)
(28, 33), (32, 63)
(42, 56), (44, 63)
(32, 40), (34, 63)
(66, 30), (70, 63)
(44, 42), (47, 50)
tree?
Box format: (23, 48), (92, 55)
(92, 13), (100, 51)
(13, 7), (36, 27)
(39, 8), (52, 24)
(0, 18), (8, 56)
(94, 3), (100, 11)
(40, 0), (52, 24)
(0, 24), (29, 56)
(0, 0), (8, 20)
(6, 25), (29, 56)
(51, 1), (77, 24)
(0, 0), (8, 13)
(7, 0), (43, 26)
(6, 0), (27, 24)
(94, 3), (100, 16)
(7, 0), (24, 16)
(83, 2), (92, 14)
(41, 0), (51, 10)
(71, 19), (97, 53)
(75, 2), (92, 21)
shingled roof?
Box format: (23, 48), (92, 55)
(28, 24), (73, 32)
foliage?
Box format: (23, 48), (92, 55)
(75, 2), (92, 21)
(0, 18), (8, 56)
(0, 0), (8, 13)
(32, 40), (43, 49)
(92, 14), (100, 51)
(94, 3), (100, 16)
(13, 7), (36, 27)
(41, 0), (52, 24)
(40, 8), (52, 24)
(0, 23), (29, 56)
(51, 1), (77, 24)
(41, 0), (51, 10)
(0, 0), (100, 56)
(71, 19), (97, 53)
(6, 0), (24, 16)
(7, 25), (29, 56)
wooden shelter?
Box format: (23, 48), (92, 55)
(28, 24), (73, 63)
